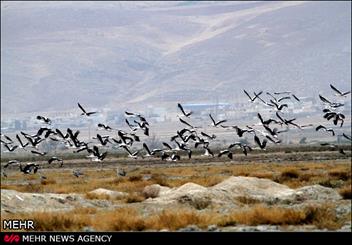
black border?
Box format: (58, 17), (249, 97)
(1, 232), (352, 244)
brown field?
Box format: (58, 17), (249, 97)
(1, 153), (351, 232)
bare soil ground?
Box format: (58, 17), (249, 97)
(1, 149), (351, 232)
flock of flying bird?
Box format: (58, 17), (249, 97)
(1, 84), (351, 178)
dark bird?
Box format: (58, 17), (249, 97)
(36, 115), (52, 125)
(1, 134), (13, 144)
(20, 163), (39, 174)
(200, 132), (216, 140)
(254, 135), (268, 149)
(143, 143), (162, 156)
(31, 150), (47, 156)
(218, 150), (233, 159)
(276, 112), (301, 129)
(4, 144), (18, 152)
(125, 119), (138, 131)
(269, 100), (288, 111)
(203, 146), (214, 157)
(121, 146), (139, 159)
(48, 157), (64, 167)
(117, 168), (127, 177)
(316, 125), (335, 136)
(262, 124), (287, 138)
(243, 90), (263, 102)
(319, 95), (344, 108)
(78, 103), (97, 116)
(277, 96), (291, 102)
(16, 134), (29, 148)
(229, 142), (252, 154)
(161, 152), (170, 161)
(162, 142), (173, 151)
(274, 91), (291, 95)
(330, 84), (351, 96)
(342, 133), (351, 142)
(178, 103), (192, 117)
(323, 111), (345, 127)
(178, 117), (195, 128)
(96, 134), (111, 146)
(257, 113), (282, 126)
(233, 126), (254, 137)
(170, 154), (181, 161)
(291, 94), (300, 102)
(125, 111), (141, 118)
(209, 114), (227, 127)
(4, 160), (20, 168)
(98, 123), (113, 131)
(73, 169), (84, 178)
(92, 151), (108, 162)
(339, 148), (346, 155)
(55, 129), (69, 139)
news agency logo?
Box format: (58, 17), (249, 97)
(2, 219), (35, 231)
(3, 234), (20, 244)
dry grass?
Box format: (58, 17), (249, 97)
(93, 208), (147, 231)
(146, 209), (211, 230)
(1, 159), (350, 197)
(218, 205), (306, 226)
(128, 175), (143, 182)
(84, 192), (111, 200)
(217, 204), (345, 230)
(124, 193), (146, 203)
(2, 204), (346, 231)
(303, 205), (343, 230)
(339, 185), (352, 199)
(328, 170), (351, 181)
(236, 196), (262, 205)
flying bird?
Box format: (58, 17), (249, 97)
(4, 144), (18, 152)
(341, 133), (351, 141)
(254, 135), (268, 150)
(243, 90), (263, 102)
(48, 157), (64, 167)
(36, 115), (52, 125)
(98, 123), (113, 131)
(143, 143), (162, 156)
(203, 146), (214, 157)
(200, 132), (216, 140)
(316, 125), (335, 136)
(31, 150), (47, 156)
(20, 163), (39, 174)
(178, 103), (192, 117)
(319, 95), (344, 108)
(209, 114), (227, 127)
(330, 84), (351, 97)
(78, 103), (97, 116)
(218, 149), (233, 159)
(178, 117), (195, 128)
(16, 134), (29, 149)
(291, 94), (300, 102)
(4, 160), (20, 168)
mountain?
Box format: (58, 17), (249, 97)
(1, 1), (351, 114)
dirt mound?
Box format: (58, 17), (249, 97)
(144, 176), (342, 208)
(88, 188), (127, 199)
(1, 177), (343, 214)
(1, 189), (113, 214)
